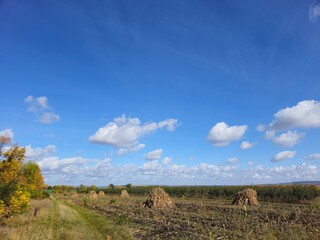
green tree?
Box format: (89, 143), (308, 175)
(19, 162), (45, 198)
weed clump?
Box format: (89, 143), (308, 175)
(143, 187), (174, 209)
(232, 188), (259, 206)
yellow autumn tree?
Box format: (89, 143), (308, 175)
(0, 137), (45, 219)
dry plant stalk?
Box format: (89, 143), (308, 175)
(98, 191), (105, 197)
(232, 188), (260, 206)
(88, 191), (98, 200)
(143, 187), (174, 209)
(120, 189), (129, 198)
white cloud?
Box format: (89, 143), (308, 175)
(309, 1), (320, 22)
(162, 157), (171, 164)
(140, 160), (162, 175)
(306, 153), (320, 160)
(272, 131), (304, 147)
(269, 100), (320, 131)
(271, 151), (296, 162)
(227, 157), (239, 163)
(25, 96), (48, 112)
(0, 129), (14, 140)
(25, 95), (60, 124)
(264, 130), (275, 139)
(38, 156), (88, 171)
(256, 124), (266, 132)
(240, 141), (254, 149)
(25, 144), (57, 160)
(145, 148), (163, 161)
(36, 153), (319, 186)
(38, 112), (60, 124)
(89, 115), (178, 154)
(117, 144), (145, 155)
(247, 163), (318, 182)
(207, 122), (247, 146)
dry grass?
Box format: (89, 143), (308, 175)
(0, 198), (132, 240)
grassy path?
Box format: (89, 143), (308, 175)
(0, 198), (133, 240)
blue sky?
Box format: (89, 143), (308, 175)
(1, 0), (320, 186)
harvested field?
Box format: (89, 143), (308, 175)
(63, 194), (320, 239)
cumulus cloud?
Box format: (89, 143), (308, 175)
(271, 151), (296, 162)
(38, 156), (88, 171)
(227, 157), (239, 163)
(36, 153), (319, 185)
(117, 144), (145, 155)
(269, 100), (320, 131)
(306, 153), (320, 160)
(272, 131), (304, 147)
(256, 124), (266, 132)
(145, 148), (163, 161)
(264, 130), (275, 139)
(309, 0), (320, 22)
(25, 144), (57, 160)
(207, 122), (247, 146)
(38, 112), (60, 124)
(89, 115), (178, 154)
(140, 160), (162, 175)
(25, 95), (60, 124)
(0, 129), (14, 141)
(240, 141), (254, 149)
(247, 163), (318, 182)
(162, 157), (172, 164)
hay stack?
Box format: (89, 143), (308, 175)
(70, 192), (78, 198)
(120, 189), (129, 198)
(98, 191), (105, 197)
(88, 191), (98, 200)
(232, 188), (259, 206)
(143, 187), (174, 209)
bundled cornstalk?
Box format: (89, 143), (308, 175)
(120, 189), (129, 198)
(98, 191), (105, 197)
(232, 188), (260, 206)
(143, 187), (174, 209)
(87, 191), (98, 200)
(70, 192), (78, 198)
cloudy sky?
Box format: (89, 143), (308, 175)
(1, 0), (320, 186)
